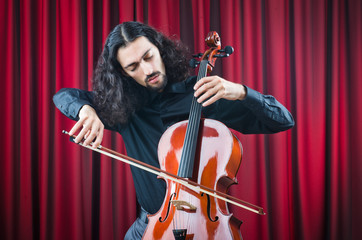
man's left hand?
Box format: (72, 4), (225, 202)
(193, 76), (246, 107)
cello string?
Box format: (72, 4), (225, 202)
(174, 205), (177, 232)
(171, 208), (176, 232)
(178, 60), (206, 177)
(181, 59), (205, 232)
(189, 62), (208, 228)
(188, 191), (192, 233)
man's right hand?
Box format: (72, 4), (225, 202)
(68, 105), (104, 148)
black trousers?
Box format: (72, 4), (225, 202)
(124, 208), (149, 240)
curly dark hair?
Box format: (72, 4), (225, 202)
(92, 21), (190, 126)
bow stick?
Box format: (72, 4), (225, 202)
(62, 130), (265, 215)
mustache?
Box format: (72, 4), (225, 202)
(145, 71), (161, 82)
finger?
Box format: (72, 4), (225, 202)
(92, 125), (104, 149)
(197, 80), (224, 103)
(75, 123), (92, 144)
(69, 118), (86, 136)
(83, 124), (99, 146)
(196, 85), (220, 103)
(84, 130), (91, 139)
(202, 91), (223, 107)
(194, 80), (218, 98)
(193, 76), (214, 91)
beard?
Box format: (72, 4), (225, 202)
(145, 72), (168, 92)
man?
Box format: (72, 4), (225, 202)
(53, 21), (294, 239)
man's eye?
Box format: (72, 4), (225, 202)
(129, 64), (138, 72)
(144, 55), (153, 60)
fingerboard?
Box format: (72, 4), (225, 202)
(177, 60), (208, 178)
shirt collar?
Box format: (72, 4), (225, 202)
(164, 76), (196, 93)
(147, 76), (196, 102)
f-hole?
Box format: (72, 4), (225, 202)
(201, 193), (219, 222)
(159, 193), (177, 222)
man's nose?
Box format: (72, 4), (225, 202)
(140, 61), (153, 76)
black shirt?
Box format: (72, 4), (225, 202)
(53, 76), (294, 214)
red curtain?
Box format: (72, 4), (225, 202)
(1, 0), (361, 239)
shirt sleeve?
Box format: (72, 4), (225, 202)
(53, 88), (95, 121)
(203, 85), (295, 134)
(53, 88), (125, 133)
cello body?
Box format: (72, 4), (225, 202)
(142, 118), (243, 239)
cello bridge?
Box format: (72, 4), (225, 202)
(171, 200), (197, 212)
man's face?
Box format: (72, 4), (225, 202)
(117, 36), (167, 92)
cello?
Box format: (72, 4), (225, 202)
(142, 32), (243, 240)
(63, 31), (265, 240)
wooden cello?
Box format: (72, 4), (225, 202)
(142, 32), (243, 240)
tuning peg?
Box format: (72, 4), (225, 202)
(223, 46), (234, 55)
(189, 59), (200, 68)
(192, 53), (203, 58)
(213, 46), (234, 58)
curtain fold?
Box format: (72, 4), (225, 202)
(0, 0), (361, 239)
